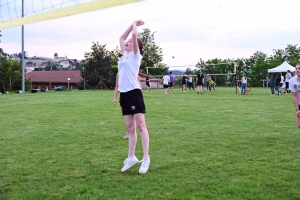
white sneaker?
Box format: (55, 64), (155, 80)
(123, 133), (129, 139)
(121, 156), (139, 172)
(139, 157), (150, 174)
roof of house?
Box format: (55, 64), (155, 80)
(26, 71), (82, 83)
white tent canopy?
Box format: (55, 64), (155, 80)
(268, 61), (295, 73)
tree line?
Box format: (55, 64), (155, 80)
(193, 45), (300, 87)
(1, 28), (299, 91)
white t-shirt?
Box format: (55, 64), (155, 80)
(118, 50), (142, 92)
(188, 76), (193, 83)
(280, 75), (284, 83)
(289, 76), (300, 105)
(162, 75), (170, 85)
(242, 77), (247, 84)
(286, 73), (292, 82)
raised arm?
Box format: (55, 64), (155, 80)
(119, 20), (144, 54)
(132, 20), (144, 55)
(119, 25), (132, 53)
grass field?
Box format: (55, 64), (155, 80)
(0, 87), (299, 199)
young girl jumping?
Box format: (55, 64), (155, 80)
(117, 20), (150, 174)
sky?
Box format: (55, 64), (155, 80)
(0, 0), (300, 70)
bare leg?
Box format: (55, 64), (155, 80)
(297, 114), (300, 128)
(134, 113), (149, 159)
(124, 115), (137, 157)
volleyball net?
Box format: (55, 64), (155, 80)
(0, 0), (141, 30)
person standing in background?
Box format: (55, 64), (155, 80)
(241, 74), (247, 95)
(188, 75), (194, 90)
(275, 73), (281, 95)
(280, 72), (284, 94)
(196, 71), (204, 95)
(285, 70), (292, 94)
(205, 74), (211, 91)
(162, 72), (170, 94)
(145, 73), (151, 92)
(269, 74), (276, 96)
(169, 71), (175, 93)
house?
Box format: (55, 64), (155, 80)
(26, 71), (82, 90)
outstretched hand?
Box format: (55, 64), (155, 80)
(133, 20), (144, 27)
(297, 110), (300, 117)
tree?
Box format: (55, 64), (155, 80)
(138, 28), (168, 75)
(196, 58), (235, 86)
(0, 59), (22, 91)
(41, 60), (59, 71)
(79, 42), (120, 89)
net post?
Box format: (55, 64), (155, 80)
(21, 0), (25, 93)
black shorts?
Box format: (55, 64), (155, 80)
(120, 89), (145, 115)
(169, 82), (174, 87)
(163, 84), (169, 89)
(146, 82), (150, 87)
(286, 82), (289, 89)
(197, 81), (203, 86)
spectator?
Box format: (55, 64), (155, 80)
(275, 73), (281, 95)
(285, 70), (292, 94)
(269, 74), (276, 96)
(241, 74), (247, 95)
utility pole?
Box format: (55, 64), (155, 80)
(21, 0), (25, 93)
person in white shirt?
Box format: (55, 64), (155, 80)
(118, 20), (150, 174)
(280, 72), (284, 93)
(289, 63), (300, 128)
(161, 73), (170, 94)
(285, 70), (292, 93)
(241, 74), (247, 95)
(188, 75), (194, 90)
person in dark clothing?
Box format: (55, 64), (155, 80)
(269, 74), (276, 96)
(145, 73), (150, 92)
(275, 73), (281, 95)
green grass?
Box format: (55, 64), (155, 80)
(0, 87), (299, 200)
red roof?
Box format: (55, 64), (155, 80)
(26, 71), (82, 83)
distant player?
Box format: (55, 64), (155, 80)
(196, 71), (204, 94)
(161, 72), (170, 94)
(146, 73), (151, 92)
(209, 79), (216, 91)
(169, 71), (175, 93)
